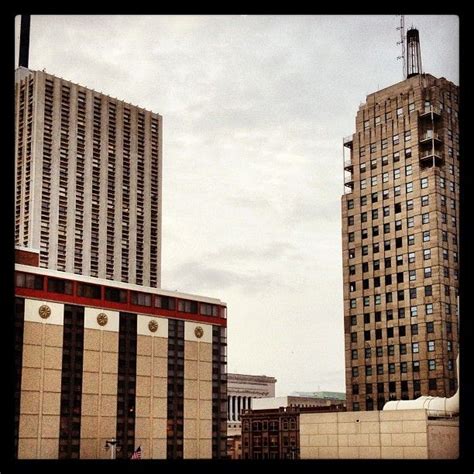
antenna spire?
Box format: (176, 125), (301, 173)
(396, 15), (406, 79)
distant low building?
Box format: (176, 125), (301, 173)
(241, 405), (345, 460)
(226, 373), (276, 458)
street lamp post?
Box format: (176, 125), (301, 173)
(105, 438), (119, 460)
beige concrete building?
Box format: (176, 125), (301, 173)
(14, 259), (227, 459)
(15, 67), (162, 287)
(342, 73), (459, 411)
(300, 409), (458, 459)
(252, 395), (345, 410)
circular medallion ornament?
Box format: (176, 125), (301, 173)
(97, 313), (108, 326)
(38, 304), (51, 319)
(194, 326), (204, 339)
(148, 320), (159, 333)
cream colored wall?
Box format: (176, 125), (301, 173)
(183, 322), (212, 459)
(301, 410), (458, 460)
(80, 308), (119, 459)
(427, 420), (459, 459)
(134, 315), (168, 459)
(18, 300), (64, 459)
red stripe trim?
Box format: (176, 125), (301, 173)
(15, 287), (227, 327)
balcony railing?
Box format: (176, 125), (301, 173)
(344, 158), (353, 170)
(343, 135), (353, 148)
(419, 106), (442, 119)
(419, 131), (442, 144)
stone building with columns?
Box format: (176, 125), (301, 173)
(226, 373), (276, 458)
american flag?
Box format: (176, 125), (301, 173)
(130, 446), (141, 460)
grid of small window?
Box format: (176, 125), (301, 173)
(74, 91), (86, 274)
(149, 117), (160, 287)
(90, 96), (102, 277)
(121, 108), (131, 282)
(106, 102), (117, 279)
(57, 84), (70, 271)
(40, 78), (54, 267)
(15, 81), (26, 246)
(136, 113), (146, 285)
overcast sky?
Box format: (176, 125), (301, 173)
(15, 15), (459, 396)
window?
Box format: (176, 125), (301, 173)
(200, 303), (218, 316)
(15, 272), (44, 290)
(352, 384), (359, 395)
(375, 116), (381, 125)
(409, 288), (417, 299)
(360, 179), (367, 190)
(394, 185), (401, 197)
(47, 277), (73, 295)
(374, 276), (380, 287)
(360, 162), (367, 173)
(349, 265), (356, 276)
(364, 313), (371, 324)
(396, 255), (403, 266)
(413, 361), (420, 373)
(348, 215), (354, 226)
(406, 182), (413, 193)
(396, 107), (403, 116)
(393, 168), (401, 179)
(427, 322), (434, 333)
(404, 130), (411, 142)
(364, 330), (371, 341)
(411, 324), (418, 335)
(399, 326), (406, 337)
(429, 379), (437, 390)
(398, 308), (405, 319)
(407, 216), (414, 228)
(375, 311), (382, 322)
(408, 235), (415, 246)
(370, 143), (377, 153)
(362, 229), (368, 239)
(406, 199), (414, 211)
(421, 177), (428, 189)
(178, 300), (198, 313)
(377, 364), (384, 375)
(362, 262), (369, 272)
(387, 327), (394, 338)
(385, 111), (392, 121)
(352, 367), (359, 377)
(350, 281), (356, 292)
(371, 159), (377, 170)
(386, 292), (393, 303)
(425, 285), (432, 297)
(408, 252), (415, 263)
(447, 341), (452, 352)
(372, 209), (379, 219)
(396, 237), (403, 248)
(360, 195), (368, 206)
(371, 192), (378, 203)
(426, 303), (433, 315)
(428, 341), (435, 352)
(424, 267), (432, 278)
(409, 269), (416, 281)
(351, 332), (357, 342)
(387, 309), (393, 320)
(428, 360), (436, 371)
(155, 295), (176, 310)
(408, 102), (415, 112)
(375, 294), (382, 305)
(384, 240), (390, 251)
(405, 147), (412, 158)
(383, 190), (389, 201)
(349, 248), (355, 259)
(351, 349), (358, 360)
(77, 282), (101, 299)
(421, 195), (429, 207)
(393, 134), (399, 145)
(131, 291), (152, 306)
(400, 344), (407, 355)
(423, 231), (430, 242)
(382, 155), (389, 166)
(401, 362), (407, 373)
(373, 260), (380, 271)
(388, 345), (395, 356)
(383, 223), (390, 234)
(348, 232), (355, 242)
(365, 366), (373, 376)
(365, 347), (371, 358)
(347, 199), (354, 209)
(383, 206), (390, 217)
(410, 306), (418, 317)
(375, 328), (382, 340)
(362, 245), (369, 256)
(350, 298), (356, 308)
(397, 272), (404, 283)
(385, 257), (392, 269)
(105, 287), (128, 303)
(424, 249), (431, 260)
(389, 363), (395, 374)
(361, 212), (368, 223)
(364, 120), (370, 129)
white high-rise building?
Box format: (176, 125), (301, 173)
(15, 67), (163, 287)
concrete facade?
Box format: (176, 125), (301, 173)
(341, 74), (460, 410)
(300, 409), (458, 459)
(15, 67), (163, 287)
(252, 395), (345, 410)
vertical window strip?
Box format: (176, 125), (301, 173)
(121, 109), (131, 282)
(90, 96), (101, 277)
(149, 117), (159, 287)
(136, 113), (145, 285)
(116, 313), (137, 458)
(212, 326), (227, 458)
(58, 305), (84, 458)
(106, 102), (117, 279)
(166, 319), (184, 459)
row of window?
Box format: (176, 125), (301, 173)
(351, 339), (454, 356)
(351, 358), (453, 377)
(14, 271), (223, 317)
(352, 378), (445, 397)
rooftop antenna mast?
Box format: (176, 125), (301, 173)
(406, 26), (423, 78)
(396, 15), (406, 79)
